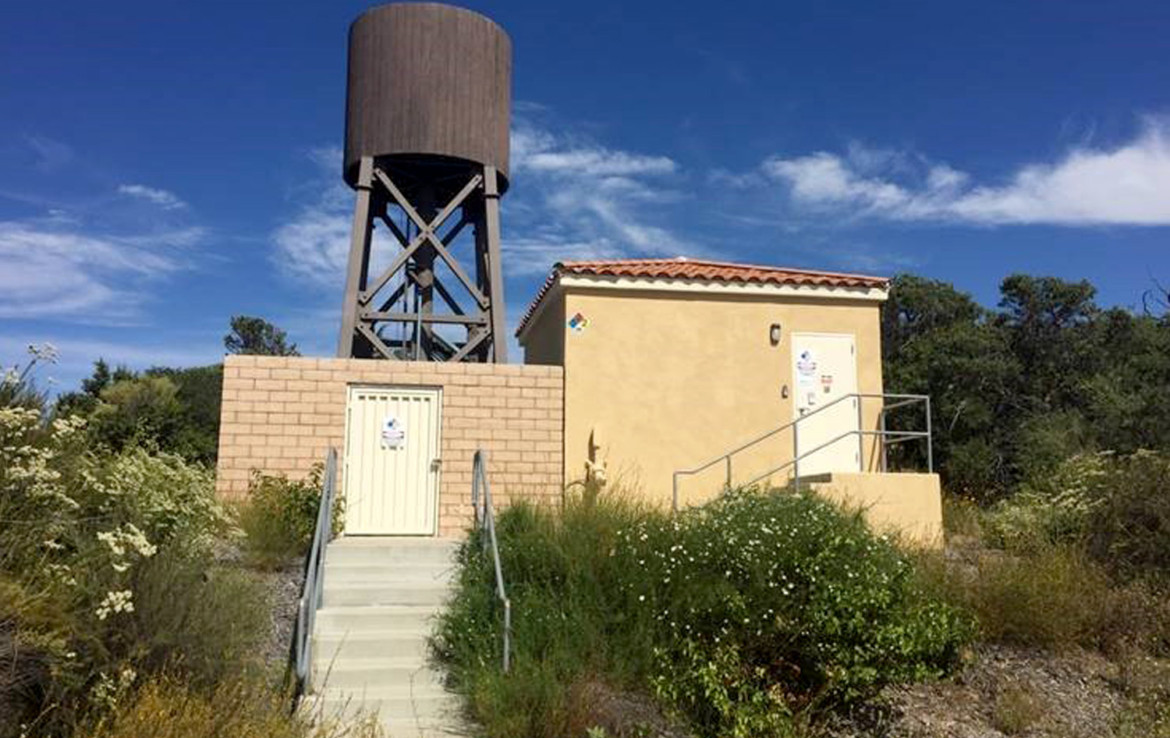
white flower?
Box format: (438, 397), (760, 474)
(26, 343), (59, 363)
(95, 590), (134, 620)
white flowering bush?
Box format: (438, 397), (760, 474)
(627, 489), (970, 730)
(436, 489), (971, 738)
(982, 452), (1110, 552)
(0, 398), (259, 737)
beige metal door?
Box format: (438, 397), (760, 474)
(343, 386), (441, 535)
(792, 333), (860, 477)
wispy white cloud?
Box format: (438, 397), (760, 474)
(0, 218), (198, 322)
(504, 117), (708, 276)
(117, 183), (188, 210)
(501, 238), (628, 277)
(274, 122), (708, 289)
(760, 117), (1170, 226)
(272, 147), (352, 290)
(513, 128), (676, 178)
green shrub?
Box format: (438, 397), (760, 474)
(236, 466), (340, 568)
(1086, 450), (1170, 580)
(625, 490), (971, 710)
(437, 488), (971, 738)
(89, 376), (184, 455)
(941, 495), (983, 538)
(1010, 410), (1091, 487)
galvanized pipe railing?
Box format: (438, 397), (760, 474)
(470, 449), (512, 673)
(672, 394), (932, 510)
(291, 447), (338, 703)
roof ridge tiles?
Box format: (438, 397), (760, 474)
(515, 257), (888, 338)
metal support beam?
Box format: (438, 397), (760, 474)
(336, 160), (509, 362)
(358, 311), (488, 325)
(482, 166), (508, 363)
(338, 156), (376, 357)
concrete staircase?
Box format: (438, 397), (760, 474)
(310, 537), (466, 736)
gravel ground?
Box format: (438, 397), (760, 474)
(826, 644), (1143, 738)
(260, 559), (307, 666)
(212, 539), (306, 668)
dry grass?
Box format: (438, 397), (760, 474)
(917, 543), (1170, 654)
(80, 675), (382, 738)
(991, 681), (1046, 735)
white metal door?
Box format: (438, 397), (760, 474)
(792, 333), (860, 477)
(343, 386), (441, 535)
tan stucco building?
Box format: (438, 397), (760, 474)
(516, 258), (939, 542)
(216, 257), (942, 546)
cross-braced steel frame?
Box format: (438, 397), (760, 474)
(337, 155), (508, 363)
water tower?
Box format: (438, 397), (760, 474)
(337, 3), (511, 362)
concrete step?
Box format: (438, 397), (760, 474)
(324, 561), (457, 584)
(322, 582), (451, 608)
(317, 688), (457, 715)
(314, 628), (432, 663)
(315, 695), (466, 736)
(325, 537), (460, 567)
(315, 605), (441, 634)
(316, 680), (451, 705)
(305, 692), (466, 738)
(313, 657), (439, 690)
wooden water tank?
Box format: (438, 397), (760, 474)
(343, 3), (512, 190)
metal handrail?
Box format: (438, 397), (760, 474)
(471, 449), (512, 673)
(672, 394), (932, 510)
(291, 447), (339, 703)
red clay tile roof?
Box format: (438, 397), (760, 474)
(516, 257), (888, 337)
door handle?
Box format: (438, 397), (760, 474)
(430, 458), (442, 472)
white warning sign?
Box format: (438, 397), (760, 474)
(381, 415), (406, 449)
(796, 349), (817, 386)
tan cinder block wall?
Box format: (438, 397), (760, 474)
(812, 472), (944, 548)
(525, 288), (885, 507)
(215, 355), (564, 538)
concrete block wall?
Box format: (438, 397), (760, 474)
(215, 355), (564, 538)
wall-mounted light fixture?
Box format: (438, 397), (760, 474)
(769, 323), (783, 346)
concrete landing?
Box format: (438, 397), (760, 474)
(806, 472), (943, 548)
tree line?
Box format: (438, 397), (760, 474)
(51, 316), (299, 466)
(883, 273), (1170, 501)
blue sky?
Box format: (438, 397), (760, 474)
(3, 0), (1169, 390)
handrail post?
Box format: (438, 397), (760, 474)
(724, 455), (732, 489)
(792, 419), (800, 488)
(925, 396), (934, 474)
(672, 472), (679, 513)
(855, 395), (864, 471)
(502, 599), (512, 673)
(878, 410), (888, 472)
